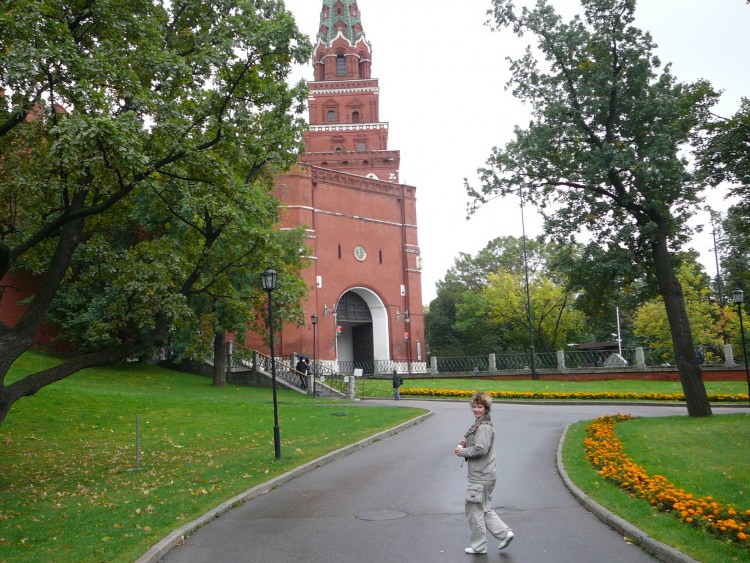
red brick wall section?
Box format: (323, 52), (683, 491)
(0, 271), (67, 350)
(269, 164), (424, 363)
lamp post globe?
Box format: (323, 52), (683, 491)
(262, 269), (281, 459)
(261, 269), (277, 292)
(733, 288), (744, 305)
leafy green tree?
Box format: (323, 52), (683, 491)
(698, 98), (750, 204)
(553, 242), (641, 341)
(0, 0), (312, 423)
(478, 270), (586, 353)
(426, 236), (552, 356)
(426, 235), (586, 356)
(441, 235), (550, 290)
(697, 99), (750, 300)
(452, 291), (503, 356)
(424, 285), (466, 357)
(467, 0), (718, 416)
(720, 205), (750, 297)
(632, 260), (739, 363)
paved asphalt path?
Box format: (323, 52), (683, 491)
(162, 401), (738, 563)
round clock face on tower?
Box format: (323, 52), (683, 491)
(353, 245), (367, 262)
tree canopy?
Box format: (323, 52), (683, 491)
(698, 99), (750, 299)
(0, 0), (313, 423)
(426, 236), (587, 356)
(467, 0), (720, 416)
(632, 260), (739, 363)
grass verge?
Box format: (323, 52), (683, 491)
(562, 413), (750, 562)
(1, 352), (425, 562)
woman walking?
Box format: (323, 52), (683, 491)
(454, 391), (514, 554)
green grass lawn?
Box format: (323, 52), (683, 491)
(1, 352), (425, 562)
(562, 414), (750, 562)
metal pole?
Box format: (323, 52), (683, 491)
(135, 414), (140, 470)
(311, 314), (318, 397)
(268, 292), (281, 459)
(520, 190), (537, 380)
(712, 222), (728, 344)
(616, 307), (622, 356)
(712, 222), (724, 306)
(737, 303), (750, 407)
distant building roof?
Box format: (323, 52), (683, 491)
(569, 341), (619, 351)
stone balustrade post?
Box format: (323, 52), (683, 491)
(635, 347), (646, 368)
(725, 344), (735, 367)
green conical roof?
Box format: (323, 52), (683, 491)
(318, 1), (364, 45)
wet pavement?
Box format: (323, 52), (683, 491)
(154, 400), (738, 562)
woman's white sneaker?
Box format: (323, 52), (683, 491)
(498, 530), (515, 550)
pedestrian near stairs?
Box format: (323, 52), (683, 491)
(295, 357), (308, 390)
(454, 391), (514, 555)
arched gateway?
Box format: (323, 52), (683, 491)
(334, 289), (389, 371)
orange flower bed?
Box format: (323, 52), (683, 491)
(584, 414), (750, 545)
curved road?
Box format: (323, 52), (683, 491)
(162, 401), (738, 562)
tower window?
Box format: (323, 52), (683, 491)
(357, 142), (366, 152)
(327, 110), (336, 122)
(336, 53), (345, 75)
(352, 111), (360, 123)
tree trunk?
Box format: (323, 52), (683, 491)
(651, 228), (712, 417)
(0, 243), (10, 281)
(213, 332), (227, 387)
(0, 219), (84, 382)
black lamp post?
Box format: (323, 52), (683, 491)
(732, 289), (750, 407)
(311, 313), (318, 396)
(519, 190), (538, 380)
(261, 269), (281, 459)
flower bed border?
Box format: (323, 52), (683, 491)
(584, 414), (749, 546)
(399, 388), (747, 402)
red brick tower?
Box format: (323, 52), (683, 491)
(300, 1), (398, 182)
(272, 0), (425, 373)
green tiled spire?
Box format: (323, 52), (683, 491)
(318, 1), (364, 45)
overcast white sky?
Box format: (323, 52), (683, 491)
(282, 0), (750, 305)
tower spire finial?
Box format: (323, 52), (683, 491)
(318, 1), (364, 46)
